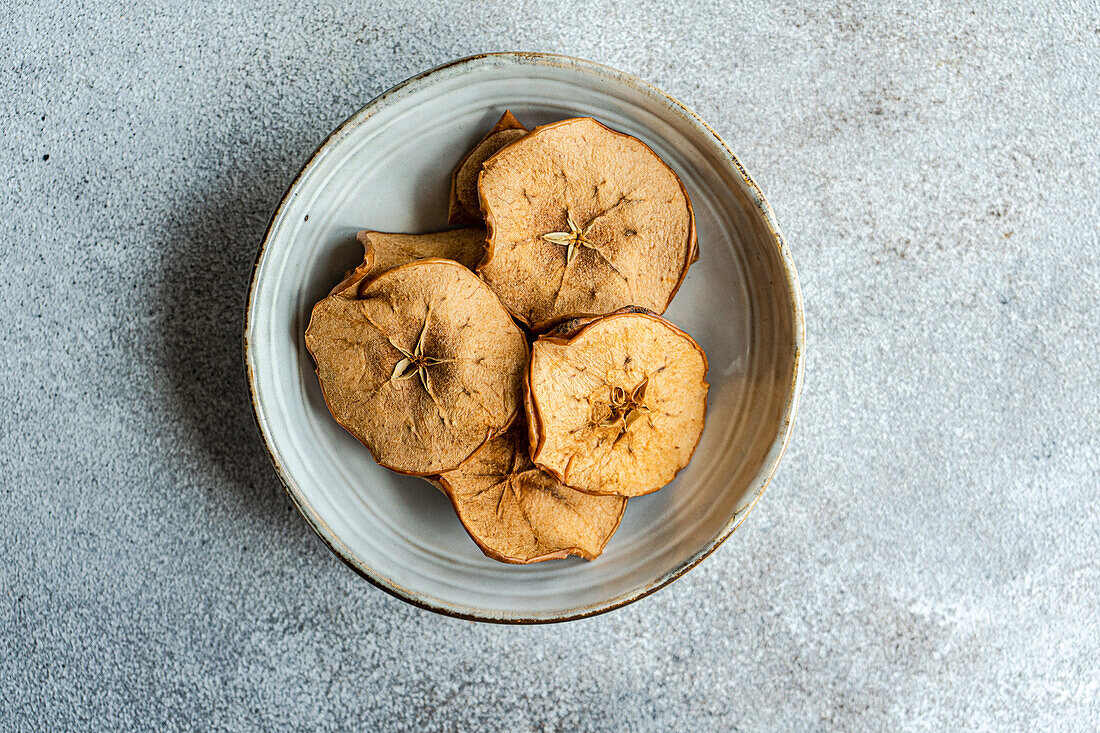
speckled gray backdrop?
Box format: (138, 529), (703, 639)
(1, 1), (1098, 730)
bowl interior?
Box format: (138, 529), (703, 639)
(246, 54), (801, 622)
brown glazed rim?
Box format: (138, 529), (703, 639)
(244, 52), (806, 624)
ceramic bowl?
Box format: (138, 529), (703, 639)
(245, 53), (804, 622)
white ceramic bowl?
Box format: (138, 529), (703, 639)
(246, 53), (804, 622)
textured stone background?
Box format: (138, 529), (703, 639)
(2, 1), (1098, 730)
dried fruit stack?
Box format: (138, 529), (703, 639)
(305, 111), (708, 564)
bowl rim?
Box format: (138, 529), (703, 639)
(244, 51), (805, 624)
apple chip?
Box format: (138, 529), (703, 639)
(436, 423), (626, 563)
(448, 110), (528, 225)
(477, 117), (696, 329)
(331, 228), (486, 299)
(526, 310), (708, 497)
(305, 259), (528, 475)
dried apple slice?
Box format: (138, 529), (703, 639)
(526, 310), (708, 497)
(435, 422), (626, 563)
(305, 259), (528, 475)
(477, 116), (697, 329)
(541, 305), (650, 340)
(448, 110), (528, 225)
(331, 228), (486, 299)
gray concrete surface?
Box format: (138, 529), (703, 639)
(2, 1), (1098, 730)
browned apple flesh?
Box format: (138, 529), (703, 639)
(306, 259), (528, 475)
(448, 110), (528, 225)
(478, 117), (696, 329)
(526, 310), (708, 497)
(331, 228), (487, 299)
(436, 422), (626, 563)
